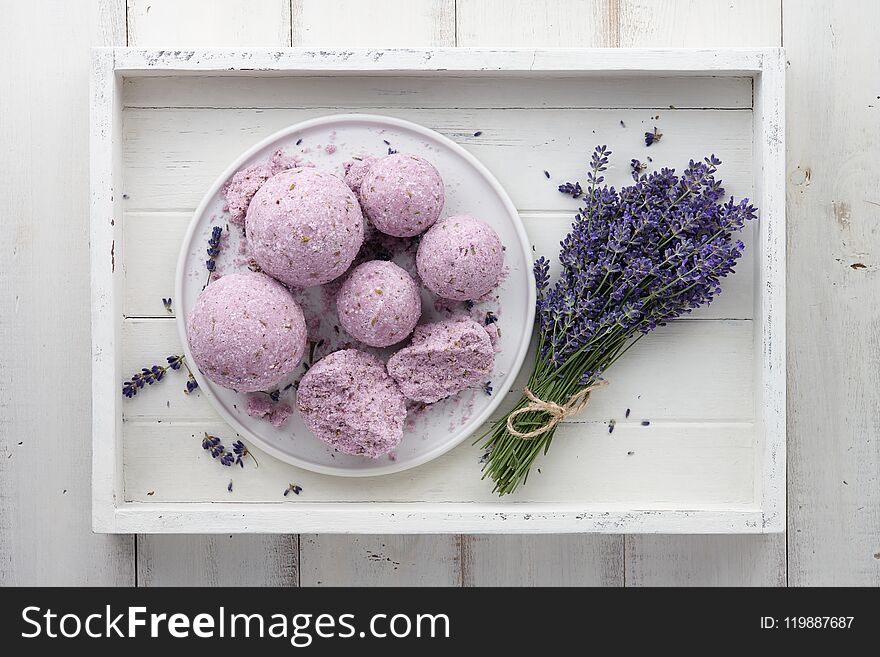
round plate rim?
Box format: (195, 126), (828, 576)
(174, 113), (536, 477)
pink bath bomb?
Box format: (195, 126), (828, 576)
(297, 350), (406, 458)
(336, 260), (422, 348)
(187, 271), (307, 392)
(386, 318), (495, 403)
(416, 215), (504, 301)
(357, 153), (444, 237)
(246, 167), (364, 288)
(342, 154), (378, 194)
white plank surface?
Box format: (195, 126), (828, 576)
(292, 0), (455, 47)
(785, 0), (880, 585)
(127, 0), (292, 47)
(300, 535), (461, 586)
(138, 534), (298, 586)
(0, 0), (133, 585)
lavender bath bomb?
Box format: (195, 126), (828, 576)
(336, 260), (422, 347)
(187, 271), (307, 392)
(297, 350), (406, 458)
(387, 318), (495, 403)
(246, 167), (364, 288)
(416, 214), (504, 301)
(357, 153), (444, 237)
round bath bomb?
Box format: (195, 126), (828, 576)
(187, 271), (307, 392)
(297, 350), (406, 458)
(416, 214), (504, 301)
(246, 167), (364, 288)
(342, 154), (377, 194)
(387, 318), (495, 403)
(336, 260), (422, 347)
(357, 153), (444, 237)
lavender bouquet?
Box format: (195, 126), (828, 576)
(480, 146), (756, 495)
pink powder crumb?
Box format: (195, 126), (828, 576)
(246, 394), (293, 428)
(324, 144), (337, 155)
(221, 149), (300, 227)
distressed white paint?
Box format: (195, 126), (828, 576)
(0, 0), (133, 585)
(91, 47), (784, 535)
(785, 0), (880, 585)
(127, 0), (292, 47)
(292, 0), (455, 47)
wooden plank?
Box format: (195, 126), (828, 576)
(625, 535), (786, 586)
(299, 535), (461, 586)
(123, 419), (758, 505)
(127, 0), (292, 46)
(124, 0), (301, 588)
(123, 74), (753, 110)
(621, 0), (787, 586)
(292, 0), (455, 47)
(462, 536), (624, 585)
(619, 0), (781, 47)
(120, 107), (755, 214)
(138, 534), (298, 586)
(457, 0), (619, 47)
(785, 0), (880, 585)
(0, 0), (134, 585)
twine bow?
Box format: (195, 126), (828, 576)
(506, 380), (609, 439)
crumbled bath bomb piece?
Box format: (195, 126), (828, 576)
(222, 150), (299, 227)
(246, 394), (293, 428)
(297, 350), (406, 458)
(187, 271), (307, 392)
(357, 153), (444, 237)
(246, 167), (364, 288)
(342, 155), (378, 194)
(336, 260), (422, 347)
(416, 214), (504, 301)
(387, 318), (495, 403)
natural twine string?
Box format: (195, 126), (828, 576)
(506, 380), (609, 439)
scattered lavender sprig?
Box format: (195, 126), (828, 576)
(558, 181), (583, 198)
(484, 381), (493, 396)
(284, 483), (303, 496)
(162, 297), (173, 314)
(232, 440), (259, 468)
(479, 145), (756, 495)
(204, 225), (222, 287)
(201, 434), (257, 469)
(123, 355), (198, 398)
(644, 127), (662, 146)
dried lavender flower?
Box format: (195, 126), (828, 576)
(644, 127), (662, 146)
(162, 297), (173, 314)
(123, 355), (194, 398)
(558, 181), (583, 198)
(284, 484), (303, 496)
(484, 381), (493, 396)
(204, 225), (222, 286)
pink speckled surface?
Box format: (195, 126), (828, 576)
(387, 318), (495, 403)
(221, 149), (300, 227)
(246, 394), (293, 428)
(187, 271), (307, 392)
(342, 154), (377, 194)
(336, 260), (422, 347)
(297, 349), (406, 458)
(357, 153), (444, 237)
(416, 214), (504, 301)
(246, 167), (364, 288)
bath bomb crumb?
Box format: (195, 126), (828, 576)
(246, 394), (293, 428)
(387, 318), (495, 403)
(343, 155), (378, 194)
(357, 153), (445, 237)
(416, 215), (504, 301)
(246, 167), (364, 288)
(297, 350), (406, 458)
(187, 271), (307, 392)
(337, 260), (421, 347)
(222, 150), (300, 227)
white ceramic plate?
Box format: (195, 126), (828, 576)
(175, 114), (535, 476)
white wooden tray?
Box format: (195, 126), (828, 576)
(90, 47), (785, 534)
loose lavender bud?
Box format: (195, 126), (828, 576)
(558, 181), (583, 198)
(644, 127), (662, 146)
